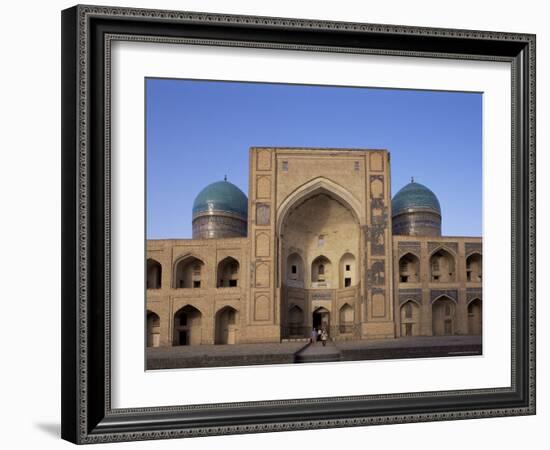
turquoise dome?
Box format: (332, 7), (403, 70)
(192, 180), (248, 218)
(392, 181), (441, 217)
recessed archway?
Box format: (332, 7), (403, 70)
(432, 296), (456, 336)
(466, 253), (482, 282)
(146, 310), (160, 347)
(430, 249), (456, 282)
(173, 305), (202, 345)
(339, 253), (356, 288)
(215, 306), (238, 345)
(146, 258), (162, 289)
(398, 253), (420, 283)
(217, 257), (240, 288)
(174, 256), (205, 289)
(278, 179), (361, 335)
(339, 303), (354, 334)
(400, 300), (420, 337)
(468, 298), (482, 335)
(312, 307), (330, 335)
(288, 305), (305, 337)
(286, 253), (304, 287)
(311, 255), (332, 287)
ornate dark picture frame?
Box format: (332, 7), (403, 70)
(61, 4), (536, 444)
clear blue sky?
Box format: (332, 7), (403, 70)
(146, 78), (482, 239)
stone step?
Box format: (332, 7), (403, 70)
(294, 342), (342, 363)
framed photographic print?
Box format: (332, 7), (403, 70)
(61, 4), (536, 444)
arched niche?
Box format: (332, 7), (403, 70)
(339, 303), (354, 333)
(339, 253), (356, 288)
(287, 305), (304, 337)
(174, 256), (205, 289)
(400, 300), (420, 337)
(432, 296), (456, 336)
(146, 310), (160, 347)
(286, 253), (304, 287)
(215, 306), (238, 345)
(468, 298), (482, 335)
(146, 258), (162, 289)
(430, 249), (456, 282)
(173, 305), (202, 345)
(311, 255), (332, 287)
(398, 253), (420, 283)
(217, 256), (240, 288)
(466, 253), (482, 282)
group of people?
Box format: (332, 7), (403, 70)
(311, 327), (329, 346)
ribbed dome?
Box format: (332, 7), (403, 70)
(392, 181), (441, 217)
(192, 180), (248, 218)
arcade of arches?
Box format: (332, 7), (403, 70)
(394, 245), (483, 337)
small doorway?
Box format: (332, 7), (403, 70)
(313, 307), (330, 336)
(178, 330), (188, 345)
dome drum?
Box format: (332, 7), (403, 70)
(192, 212), (248, 239)
(392, 210), (441, 237)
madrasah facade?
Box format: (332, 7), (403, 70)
(146, 147), (482, 347)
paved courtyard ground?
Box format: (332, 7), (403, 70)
(146, 341), (306, 369)
(146, 335), (482, 369)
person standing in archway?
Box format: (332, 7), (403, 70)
(311, 327), (317, 343)
(321, 328), (328, 347)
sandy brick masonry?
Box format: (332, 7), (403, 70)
(146, 148), (482, 348)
